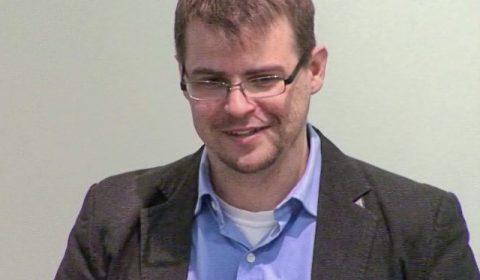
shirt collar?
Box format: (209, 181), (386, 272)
(276, 124), (321, 216)
(194, 124), (322, 217)
(193, 149), (219, 215)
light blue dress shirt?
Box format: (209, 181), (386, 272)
(187, 125), (322, 280)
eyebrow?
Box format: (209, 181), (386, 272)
(187, 65), (286, 79)
(189, 67), (226, 77)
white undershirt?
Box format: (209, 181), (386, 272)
(217, 197), (277, 247)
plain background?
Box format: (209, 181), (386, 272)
(1, 1), (479, 279)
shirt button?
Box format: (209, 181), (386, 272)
(211, 201), (218, 210)
(246, 253), (256, 263)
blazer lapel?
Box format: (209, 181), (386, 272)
(135, 131), (378, 279)
(311, 133), (378, 280)
(138, 151), (202, 280)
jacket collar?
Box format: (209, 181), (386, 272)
(311, 129), (378, 279)
(138, 129), (378, 280)
(138, 149), (202, 280)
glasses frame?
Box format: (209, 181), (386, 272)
(180, 53), (309, 101)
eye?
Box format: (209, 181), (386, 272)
(247, 76), (282, 90)
(192, 80), (226, 90)
(196, 76), (228, 83)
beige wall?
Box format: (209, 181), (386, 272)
(1, 1), (478, 278)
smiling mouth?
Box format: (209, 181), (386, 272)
(225, 127), (267, 137)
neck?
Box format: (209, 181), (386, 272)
(209, 130), (309, 212)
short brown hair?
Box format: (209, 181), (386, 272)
(174, 0), (316, 65)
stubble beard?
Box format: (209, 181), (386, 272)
(204, 114), (284, 174)
(217, 142), (282, 174)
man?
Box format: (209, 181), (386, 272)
(56, 0), (479, 279)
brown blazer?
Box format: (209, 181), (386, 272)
(55, 130), (479, 279)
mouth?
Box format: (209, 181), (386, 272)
(224, 126), (268, 137)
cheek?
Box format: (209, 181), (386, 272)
(283, 85), (312, 123)
(283, 84), (309, 111)
(189, 102), (219, 128)
(189, 105), (211, 142)
(189, 101), (207, 116)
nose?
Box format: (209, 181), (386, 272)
(224, 86), (256, 118)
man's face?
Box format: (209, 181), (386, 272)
(182, 17), (326, 174)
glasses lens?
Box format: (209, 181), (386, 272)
(188, 81), (226, 100)
(244, 76), (285, 97)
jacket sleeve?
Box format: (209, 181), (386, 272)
(55, 184), (107, 280)
(428, 192), (479, 279)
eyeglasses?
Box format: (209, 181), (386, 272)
(180, 54), (308, 101)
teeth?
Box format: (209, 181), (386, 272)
(229, 128), (260, 136)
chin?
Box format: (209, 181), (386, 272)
(220, 149), (280, 174)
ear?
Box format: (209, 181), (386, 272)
(175, 55), (190, 100)
(175, 55), (183, 76)
(308, 45), (328, 95)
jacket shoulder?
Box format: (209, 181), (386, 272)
(82, 150), (201, 231)
(352, 157), (449, 204)
(351, 158), (478, 277)
(92, 149), (202, 205)
(350, 157), (458, 243)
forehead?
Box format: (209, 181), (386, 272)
(183, 17), (299, 72)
